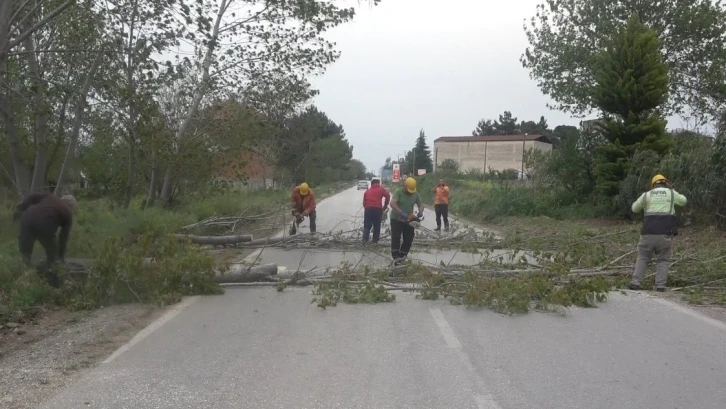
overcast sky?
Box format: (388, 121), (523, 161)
(309, 0), (689, 173)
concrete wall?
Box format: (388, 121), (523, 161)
(433, 140), (553, 173)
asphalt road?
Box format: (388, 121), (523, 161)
(241, 185), (519, 274)
(39, 186), (726, 409)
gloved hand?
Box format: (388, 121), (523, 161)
(417, 210), (424, 219)
(400, 211), (408, 220)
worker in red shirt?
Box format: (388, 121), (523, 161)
(362, 178), (390, 244)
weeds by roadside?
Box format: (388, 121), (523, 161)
(412, 172), (726, 306)
(0, 181), (354, 322)
(493, 217), (726, 305)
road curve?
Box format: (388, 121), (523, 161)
(39, 187), (726, 409)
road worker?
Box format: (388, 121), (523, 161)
(362, 178), (390, 244)
(389, 177), (424, 264)
(432, 178), (450, 232)
(13, 192), (76, 288)
(291, 183), (317, 234)
(628, 174), (687, 292)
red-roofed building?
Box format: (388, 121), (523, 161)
(214, 149), (274, 189)
(433, 134), (553, 174)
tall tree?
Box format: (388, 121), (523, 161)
(551, 125), (579, 147)
(404, 129), (433, 174)
(591, 16), (671, 196)
(522, 0), (726, 121)
(519, 116), (550, 136)
(157, 0), (358, 205)
(496, 111), (519, 135)
(473, 111), (551, 137)
(348, 159), (366, 180)
(472, 119), (496, 136)
(101, 0), (185, 208)
(0, 0), (78, 195)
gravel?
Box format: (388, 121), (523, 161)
(0, 304), (161, 409)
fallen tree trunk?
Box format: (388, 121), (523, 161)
(173, 234), (253, 245)
(62, 258), (279, 284)
(238, 233), (315, 247)
(214, 263), (279, 283)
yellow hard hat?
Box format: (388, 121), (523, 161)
(404, 177), (417, 193)
(299, 183), (310, 196)
(651, 174), (667, 188)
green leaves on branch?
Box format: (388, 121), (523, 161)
(522, 0), (726, 119)
(592, 17), (669, 121)
(590, 16), (672, 198)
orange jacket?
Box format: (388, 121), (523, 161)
(291, 187), (316, 215)
(434, 185), (450, 205)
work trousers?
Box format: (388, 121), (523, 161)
(631, 234), (673, 288)
(435, 204), (449, 229)
(306, 210), (317, 233)
(362, 207), (383, 243)
(390, 219), (415, 260)
(18, 218), (60, 287)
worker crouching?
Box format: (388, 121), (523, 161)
(628, 174), (687, 292)
(13, 192), (75, 288)
(389, 177), (424, 264)
(291, 183), (317, 234)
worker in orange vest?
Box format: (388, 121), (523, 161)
(432, 178), (450, 232)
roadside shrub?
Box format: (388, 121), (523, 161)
(0, 254), (59, 320)
(67, 234), (221, 310)
(417, 173), (604, 221)
(0, 188), (291, 318)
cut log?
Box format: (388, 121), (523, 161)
(173, 234), (253, 245)
(214, 263), (279, 283)
(63, 258), (153, 268)
(239, 233), (314, 247)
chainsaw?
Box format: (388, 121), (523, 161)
(289, 212), (305, 235)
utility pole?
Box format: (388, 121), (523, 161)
(521, 133), (527, 180)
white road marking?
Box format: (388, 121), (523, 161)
(429, 307), (503, 409)
(429, 307), (462, 349)
(650, 296), (726, 332)
(102, 296), (200, 364)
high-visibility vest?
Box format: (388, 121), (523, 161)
(434, 185), (449, 205)
(633, 187), (687, 235)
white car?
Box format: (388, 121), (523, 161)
(357, 180), (369, 190)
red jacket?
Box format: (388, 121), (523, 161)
(363, 184), (391, 209)
(291, 187), (316, 215)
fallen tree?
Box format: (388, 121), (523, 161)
(173, 234), (253, 246)
(214, 263), (279, 283)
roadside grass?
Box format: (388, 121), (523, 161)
(380, 173), (726, 307)
(0, 182), (352, 322)
(415, 173), (605, 221)
(492, 217), (726, 304)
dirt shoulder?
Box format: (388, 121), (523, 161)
(0, 304), (162, 409)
